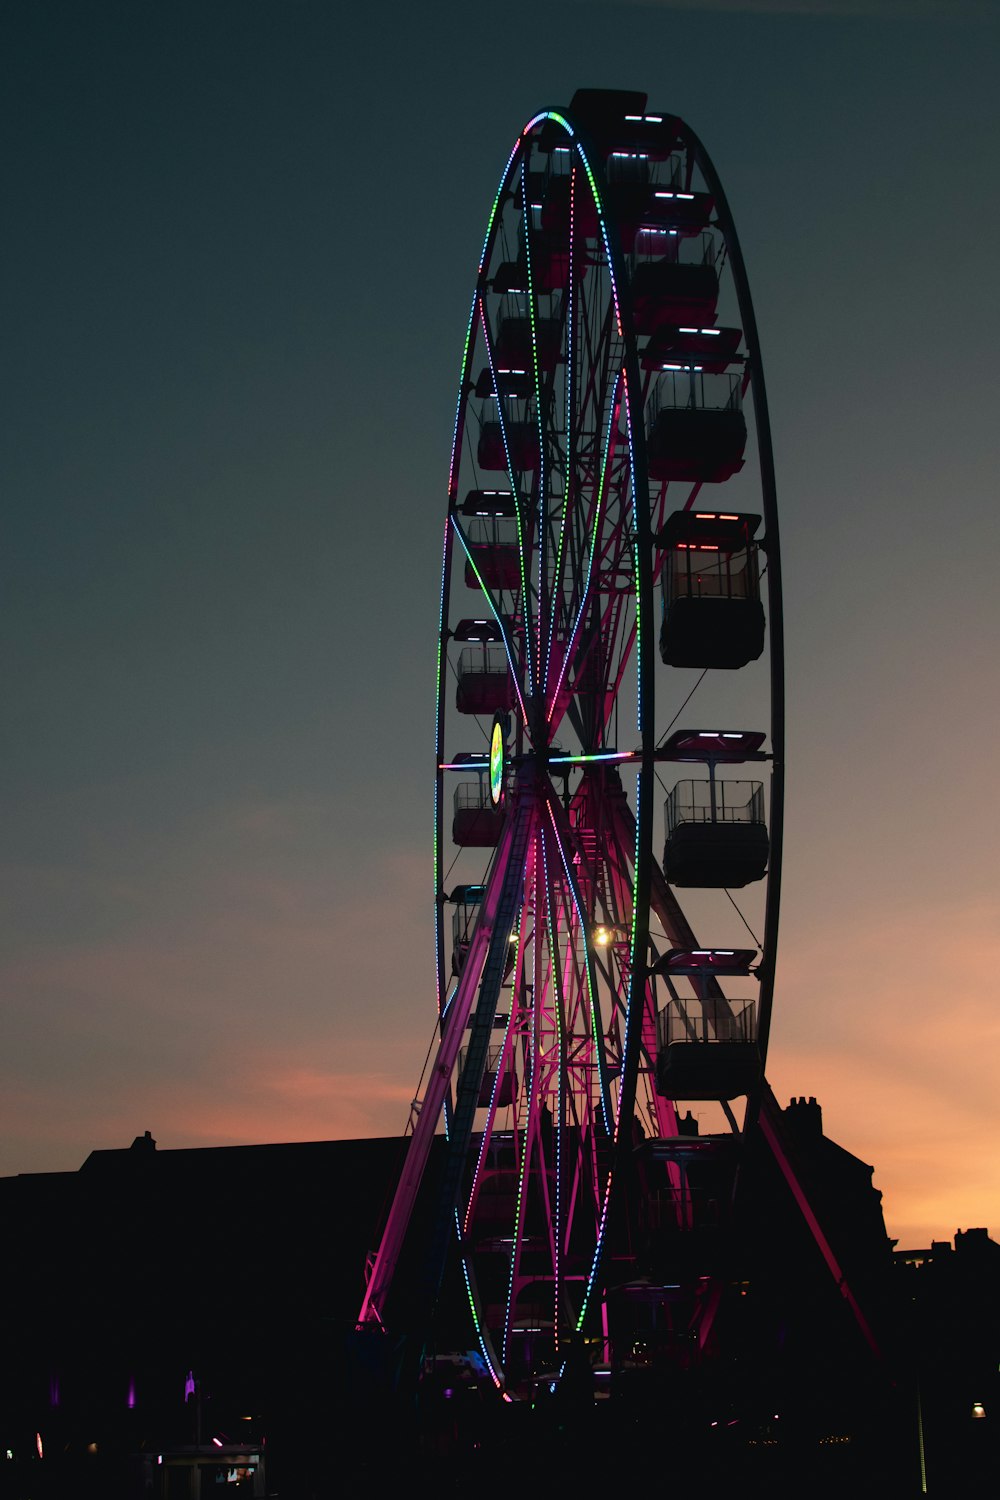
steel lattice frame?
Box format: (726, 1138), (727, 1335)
(358, 95), (784, 1397)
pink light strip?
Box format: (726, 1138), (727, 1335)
(545, 372), (623, 724)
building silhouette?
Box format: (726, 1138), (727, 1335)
(0, 1104), (994, 1496)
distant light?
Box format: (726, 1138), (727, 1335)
(212, 1437), (224, 1448)
(35, 1433), (43, 1460)
(972, 1402), (986, 1419)
(594, 926), (612, 947)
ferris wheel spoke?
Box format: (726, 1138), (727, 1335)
(521, 169), (551, 693)
(447, 516), (530, 730)
(461, 901), (529, 1237)
(475, 298), (538, 697)
(359, 790), (535, 1333)
(538, 828), (567, 1311)
(543, 791), (615, 1131)
(597, 785), (677, 1140)
(544, 375), (623, 732)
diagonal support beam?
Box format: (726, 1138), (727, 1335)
(357, 790), (532, 1331)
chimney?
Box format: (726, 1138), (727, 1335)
(784, 1095), (823, 1140)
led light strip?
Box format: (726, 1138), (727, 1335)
(463, 921), (521, 1236)
(540, 830), (565, 1345)
(480, 139), (522, 276)
(547, 750), (635, 766)
(575, 367), (646, 1334)
(449, 516), (529, 728)
(521, 166), (546, 697)
(545, 799), (612, 1136)
(544, 159), (576, 697)
(441, 133), (521, 1024)
(501, 830), (540, 1367)
(477, 299), (535, 700)
(456, 1224), (505, 1391)
(546, 371), (622, 723)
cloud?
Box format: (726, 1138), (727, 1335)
(0, 796), (436, 1172)
(4, 794), (998, 1250)
(768, 896), (1000, 1245)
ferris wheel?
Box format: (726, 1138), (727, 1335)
(358, 88), (784, 1395)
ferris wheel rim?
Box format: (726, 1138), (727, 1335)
(433, 109), (656, 1389)
(419, 94), (784, 1394)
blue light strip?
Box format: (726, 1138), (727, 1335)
(544, 159), (575, 697)
(521, 166), (546, 702)
(479, 140), (522, 276)
(575, 371), (644, 1335)
(456, 1218), (505, 1392)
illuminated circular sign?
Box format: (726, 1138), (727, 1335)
(489, 717), (505, 807)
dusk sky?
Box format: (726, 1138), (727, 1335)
(3, 0), (999, 1250)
